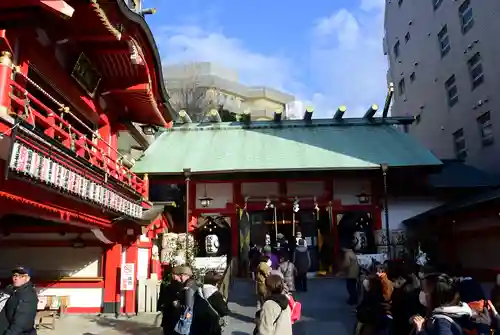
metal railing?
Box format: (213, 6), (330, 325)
(6, 73), (146, 196)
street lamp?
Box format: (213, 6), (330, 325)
(381, 163), (390, 258)
(199, 184), (213, 208)
(356, 192), (371, 204)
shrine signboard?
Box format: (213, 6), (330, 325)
(121, 263), (135, 291)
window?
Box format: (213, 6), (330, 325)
(445, 75), (458, 107)
(468, 52), (484, 89)
(477, 112), (494, 146)
(438, 25), (450, 57)
(393, 40), (400, 58)
(453, 128), (467, 160)
(433, 0), (443, 10)
(459, 0), (474, 34)
(398, 78), (406, 96)
(410, 72), (416, 82)
(405, 32), (411, 43)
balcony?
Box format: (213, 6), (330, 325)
(3, 69), (147, 213)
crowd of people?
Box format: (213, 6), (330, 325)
(249, 234), (309, 335)
(338, 247), (500, 335)
(159, 266), (230, 335)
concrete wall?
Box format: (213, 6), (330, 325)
(383, 197), (443, 230)
(384, 0), (500, 173)
(245, 98), (287, 120)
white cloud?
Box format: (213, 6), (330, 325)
(154, 0), (388, 118)
(310, 0), (388, 116)
(156, 25), (301, 93)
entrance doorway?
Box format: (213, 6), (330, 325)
(335, 210), (377, 254)
(193, 216), (231, 258)
(247, 209), (320, 272)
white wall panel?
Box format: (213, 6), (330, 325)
(241, 182), (279, 197)
(333, 178), (371, 205)
(286, 181), (324, 197)
(195, 183), (232, 209)
(0, 247), (102, 278)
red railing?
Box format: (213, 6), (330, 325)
(6, 75), (147, 197)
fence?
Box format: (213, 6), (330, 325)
(137, 279), (161, 313)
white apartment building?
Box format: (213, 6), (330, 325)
(163, 62), (295, 121)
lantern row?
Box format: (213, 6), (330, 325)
(9, 142), (143, 218)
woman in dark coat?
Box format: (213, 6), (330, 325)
(190, 272), (231, 335)
(391, 273), (425, 335)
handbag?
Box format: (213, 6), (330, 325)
(0, 292), (10, 312)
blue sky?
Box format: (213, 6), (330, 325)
(144, 0), (387, 117)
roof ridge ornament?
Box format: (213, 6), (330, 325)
(334, 105), (347, 120)
(303, 106), (314, 121)
(382, 83), (395, 118)
(363, 104), (379, 119)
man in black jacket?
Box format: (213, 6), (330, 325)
(0, 267), (38, 335)
(158, 265), (195, 335)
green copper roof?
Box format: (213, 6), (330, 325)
(132, 119), (441, 175)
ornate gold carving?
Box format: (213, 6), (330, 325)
(71, 53), (101, 97)
(0, 51), (12, 67)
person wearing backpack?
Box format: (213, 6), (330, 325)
(188, 271), (230, 335)
(160, 265), (195, 335)
(174, 277), (198, 335)
(254, 274), (292, 335)
(293, 238), (311, 292)
(411, 273), (473, 335)
(278, 253), (297, 297)
(193, 270), (230, 335)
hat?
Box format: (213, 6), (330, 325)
(12, 267), (31, 276)
(276, 233), (284, 239)
(263, 245), (272, 253)
(172, 265), (193, 276)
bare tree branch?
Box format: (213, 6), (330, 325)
(165, 63), (239, 122)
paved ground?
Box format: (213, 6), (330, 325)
(226, 278), (355, 335)
(38, 278), (355, 335)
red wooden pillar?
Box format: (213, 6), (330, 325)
(0, 50), (13, 133)
(124, 241), (138, 314)
(331, 200), (342, 267)
(373, 206), (382, 230)
(232, 182), (242, 259)
(103, 243), (122, 314)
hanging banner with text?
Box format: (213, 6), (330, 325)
(121, 263), (135, 291)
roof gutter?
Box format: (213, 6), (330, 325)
(115, 0), (174, 121)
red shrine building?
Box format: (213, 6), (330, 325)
(0, 0), (172, 314)
(133, 106), (443, 275)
